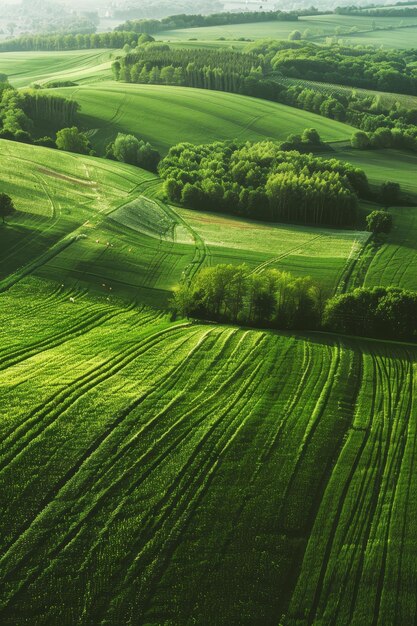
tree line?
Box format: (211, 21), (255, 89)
(335, 5), (417, 17)
(112, 46), (270, 96)
(173, 265), (417, 342)
(159, 139), (368, 227)
(0, 31), (140, 53)
(114, 10), (299, 35)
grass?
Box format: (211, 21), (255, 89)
(49, 82), (355, 155)
(1, 140), (367, 305)
(3, 44), (417, 626)
(0, 50), (115, 88)
(1, 278), (417, 624)
(0, 139), (162, 294)
(287, 342), (417, 624)
(359, 206), (417, 292)
(156, 14), (417, 47)
(175, 206), (368, 292)
(0, 278), (359, 624)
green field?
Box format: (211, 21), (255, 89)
(49, 82), (355, 154)
(355, 206), (417, 292)
(0, 139), (178, 303)
(1, 277), (417, 625)
(175, 207), (368, 292)
(157, 13), (417, 47)
(0, 50), (115, 88)
(0, 140), (365, 302)
(3, 27), (417, 626)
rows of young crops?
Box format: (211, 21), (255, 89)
(287, 342), (417, 625)
(1, 277), (417, 624)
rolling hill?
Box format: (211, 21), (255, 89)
(0, 50), (114, 88)
(0, 140), (365, 303)
(1, 274), (416, 625)
(2, 22), (417, 626)
(49, 82), (355, 154)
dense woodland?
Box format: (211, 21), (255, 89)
(159, 139), (367, 227)
(113, 46), (272, 97)
(252, 40), (417, 95)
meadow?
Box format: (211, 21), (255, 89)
(50, 82), (355, 154)
(157, 13), (417, 47)
(1, 277), (417, 625)
(0, 50), (114, 88)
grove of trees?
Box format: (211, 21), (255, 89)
(159, 139), (368, 227)
(0, 77), (79, 147)
(173, 264), (323, 329)
(173, 266), (417, 342)
(55, 127), (93, 155)
(366, 210), (394, 234)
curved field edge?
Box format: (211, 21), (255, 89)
(48, 82), (355, 154)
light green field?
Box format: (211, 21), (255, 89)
(0, 50), (115, 88)
(1, 277), (417, 624)
(157, 14), (417, 46)
(176, 207), (368, 292)
(336, 25), (417, 48)
(0, 140), (365, 303)
(358, 206), (417, 292)
(0, 139), (193, 305)
(49, 82), (355, 154)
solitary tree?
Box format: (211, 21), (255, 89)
(288, 30), (302, 41)
(0, 193), (16, 224)
(366, 210), (393, 235)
